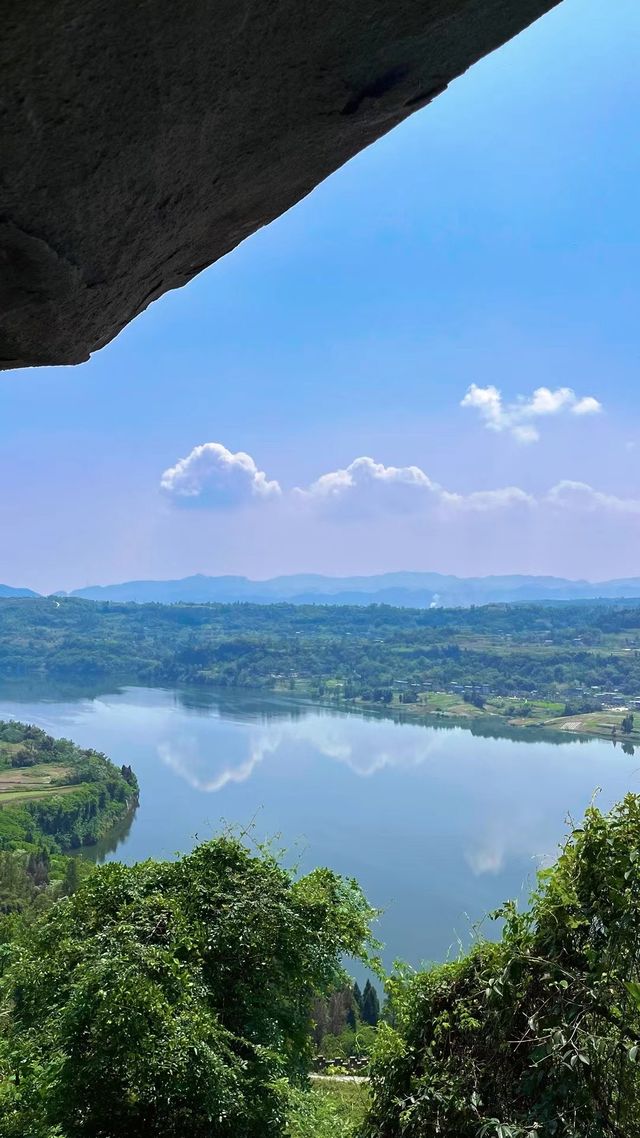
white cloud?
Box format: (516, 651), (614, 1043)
(442, 486), (535, 512)
(296, 456), (438, 517)
(573, 396), (602, 416)
(160, 442), (281, 508)
(461, 383), (602, 443)
(304, 456), (436, 499)
(545, 480), (640, 515)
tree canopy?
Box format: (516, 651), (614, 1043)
(0, 837), (376, 1138)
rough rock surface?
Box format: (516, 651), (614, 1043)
(1, 0), (560, 369)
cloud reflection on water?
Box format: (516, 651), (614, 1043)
(156, 713), (445, 791)
(151, 708), (638, 896)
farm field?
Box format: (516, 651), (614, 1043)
(0, 785), (81, 805)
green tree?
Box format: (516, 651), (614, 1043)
(0, 837), (376, 1138)
(352, 981), (364, 1016)
(61, 855), (81, 896)
(361, 979), (380, 1026)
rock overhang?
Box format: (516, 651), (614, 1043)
(1, 0), (561, 370)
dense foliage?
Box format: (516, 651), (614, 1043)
(0, 838), (375, 1138)
(3, 596), (640, 699)
(366, 795), (640, 1138)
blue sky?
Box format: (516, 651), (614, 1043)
(2, 0), (640, 592)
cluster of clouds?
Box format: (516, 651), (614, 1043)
(461, 384), (602, 443)
(298, 456), (537, 516)
(159, 383), (606, 513)
(160, 443), (639, 520)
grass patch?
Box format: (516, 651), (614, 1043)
(0, 784), (82, 804)
(287, 1081), (369, 1138)
(402, 691), (482, 716)
(423, 692), (460, 712)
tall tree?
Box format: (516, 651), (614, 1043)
(352, 980), (363, 1016)
(361, 979), (380, 1026)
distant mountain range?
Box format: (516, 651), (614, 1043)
(37, 572), (640, 607)
(0, 584), (39, 598)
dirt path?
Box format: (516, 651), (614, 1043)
(310, 1074), (369, 1084)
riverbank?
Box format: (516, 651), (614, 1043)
(278, 683), (640, 748)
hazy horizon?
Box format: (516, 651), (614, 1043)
(9, 567), (640, 600)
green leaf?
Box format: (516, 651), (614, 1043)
(626, 981), (640, 1010)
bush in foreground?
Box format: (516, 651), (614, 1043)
(366, 794), (640, 1138)
(0, 837), (375, 1138)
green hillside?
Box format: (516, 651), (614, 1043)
(0, 720), (138, 853)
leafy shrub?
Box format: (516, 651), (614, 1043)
(0, 837), (375, 1138)
(366, 795), (640, 1138)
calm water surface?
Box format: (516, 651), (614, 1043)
(0, 682), (637, 969)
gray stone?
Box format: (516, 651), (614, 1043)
(1, 0), (560, 369)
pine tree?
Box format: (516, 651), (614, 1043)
(352, 980), (364, 1016)
(361, 979), (380, 1026)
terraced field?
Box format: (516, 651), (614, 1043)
(0, 751), (82, 805)
(0, 762), (70, 788)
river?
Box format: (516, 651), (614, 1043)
(0, 681), (636, 970)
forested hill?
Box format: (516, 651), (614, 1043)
(3, 595), (640, 698)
